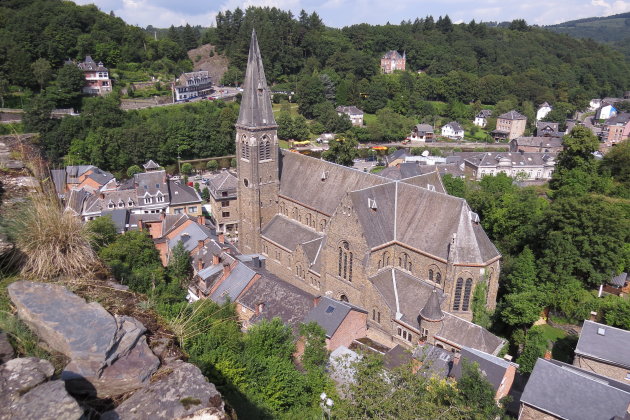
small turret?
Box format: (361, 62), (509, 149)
(419, 288), (444, 322)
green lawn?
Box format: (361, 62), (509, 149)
(272, 102), (300, 116)
(538, 324), (578, 363)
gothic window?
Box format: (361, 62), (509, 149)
(291, 207), (298, 220)
(240, 135), (249, 160)
(338, 241), (353, 282)
(319, 220), (326, 232)
(453, 277), (463, 311)
(305, 213), (311, 227)
(381, 251), (390, 268)
(372, 309), (381, 324)
(340, 294), (349, 303)
(429, 269), (434, 282)
(436, 272), (442, 284)
(259, 136), (271, 161)
(462, 278), (473, 311)
(399, 252), (411, 271)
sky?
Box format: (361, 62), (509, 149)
(71, 0), (630, 29)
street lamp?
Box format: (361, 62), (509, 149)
(320, 392), (333, 420)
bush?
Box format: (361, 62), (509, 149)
(181, 162), (193, 175)
(206, 160), (219, 171)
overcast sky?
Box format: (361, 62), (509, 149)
(72, 0), (630, 29)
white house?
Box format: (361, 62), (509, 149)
(336, 106), (364, 127)
(474, 110), (492, 127)
(596, 103), (617, 121)
(536, 102), (552, 121)
(173, 71), (213, 101)
(441, 121), (464, 140)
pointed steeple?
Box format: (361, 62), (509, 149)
(419, 288), (444, 322)
(236, 29), (276, 129)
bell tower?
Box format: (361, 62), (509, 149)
(236, 29), (279, 254)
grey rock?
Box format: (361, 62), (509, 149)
(102, 361), (226, 420)
(0, 357), (54, 408)
(0, 331), (14, 363)
(9, 380), (84, 420)
(8, 281), (160, 397)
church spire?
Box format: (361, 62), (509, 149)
(419, 288), (444, 322)
(236, 29), (276, 129)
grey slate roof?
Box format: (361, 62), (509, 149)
(236, 30), (276, 129)
(100, 209), (129, 233)
(413, 344), (453, 378)
(498, 110), (527, 120)
(420, 288), (444, 321)
(207, 170), (237, 199)
(610, 272), (628, 287)
(574, 320), (630, 369)
(168, 180), (201, 205)
(303, 296), (366, 338)
(476, 110), (492, 118)
(77, 56), (107, 72)
(384, 344), (412, 369)
(237, 273), (315, 328)
(521, 358), (630, 420)
(413, 124), (434, 134)
(382, 50), (403, 60)
(437, 313), (505, 355)
(536, 121), (560, 134)
(380, 163), (464, 181)
(261, 215), (322, 252)
(605, 112), (630, 126)
(65, 188), (91, 215)
(134, 170), (169, 202)
(513, 136), (563, 149)
(209, 263), (257, 304)
(167, 221), (212, 253)
(51, 169), (67, 195)
(443, 121), (464, 132)
(451, 346), (517, 391)
(400, 171), (446, 193)
(464, 152), (556, 168)
(143, 160), (160, 170)
(336, 106), (363, 115)
(351, 182), (500, 264)
(279, 150), (386, 216)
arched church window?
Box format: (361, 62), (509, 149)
(259, 135), (271, 161)
(436, 272), (442, 284)
(399, 252), (411, 271)
(429, 269), (434, 282)
(240, 135), (250, 160)
(338, 241), (353, 282)
(462, 278), (473, 311)
(453, 278), (463, 311)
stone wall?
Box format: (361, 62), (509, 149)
(573, 355), (628, 382)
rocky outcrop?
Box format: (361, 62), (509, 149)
(0, 331), (14, 363)
(8, 281), (160, 397)
(0, 357), (84, 420)
(102, 361), (227, 420)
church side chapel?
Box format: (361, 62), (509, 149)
(236, 30), (504, 354)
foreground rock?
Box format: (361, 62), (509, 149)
(8, 281), (159, 397)
(0, 331), (14, 363)
(102, 361), (227, 420)
(0, 357), (84, 420)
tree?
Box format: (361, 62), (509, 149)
(86, 215), (118, 251)
(181, 162), (193, 175)
(442, 174), (466, 198)
(322, 136), (358, 166)
(297, 75), (325, 118)
(168, 240), (191, 284)
(515, 326), (548, 374)
(50, 63), (85, 108)
(457, 360), (505, 418)
(127, 165), (142, 178)
(31, 58), (52, 91)
(230, 158), (237, 168)
(201, 188), (210, 202)
(550, 126), (601, 194)
(207, 160), (219, 171)
(299, 322), (328, 370)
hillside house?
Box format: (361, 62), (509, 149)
(536, 102), (552, 121)
(510, 136), (563, 153)
(76, 56), (112, 96)
(173, 71), (213, 101)
(463, 152), (556, 181)
(595, 102), (617, 120)
(206, 169), (239, 235)
(535, 121), (561, 137)
(336, 106), (364, 126)
(380, 50), (406, 74)
(167, 180), (202, 216)
(409, 124), (434, 142)
(493, 110), (527, 141)
(473, 110), (492, 127)
(601, 112), (630, 146)
(440, 121), (464, 140)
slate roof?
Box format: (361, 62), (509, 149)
(351, 182), (500, 264)
(536, 121), (560, 133)
(451, 346), (517, 391)
(610, 272), (628, 287)
(475, 110), (492, 118)
(209, 263), (257, 304)
(412, 344), (453, 378)
(207, 170), (238, 199)
(303, 296), (367, 338)
(51, 169), (67, 195)
(65, 188), (91, 215)
(442, 121), (464, 132)
(143, 160), (160, 170)
(380, 163), (465, 181)
(83, 189), (139, 215)
(279, 150), (386, 216)
(336, 106), (363, 115)
(168, 180), (201, 205)
(605, 112), (630, 126)
(420, 288), (444, 321)
(100, 209), (129, 233)
(400, 171), (446, 193)
(236, 30), (276, 129)
(464, 152), (556, 168)
(521, 358), (630, 420)
(513, 136), (563, 149)
(134, 170), (169, 199)
(437, 313), (505, 355)
(384, 344), (412, 369)
(77, 56), (107, 72)
(85, 167), (114, 186)
(574, 320), (630, 369)
(413, 123), (434, 134)
(300, 237), (324, 272)
(498, 110), (527, 120)
(371, 268), (442, 326)
(167, 220), (212, 253)
(261, 215), (322, 252)
(237, 273), (315, 328)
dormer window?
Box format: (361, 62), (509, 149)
(144, 197), (152, 204)
(368, 198), (377, 210)
(128, 200), (134, 207)
(157, 195), (164, 203)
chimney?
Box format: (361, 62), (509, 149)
(218, 232), (225, 244)
(543, 350), (552, 360)
(256, 302), (265, 315)
(138, 219), (143, 232)
(222, 261), (231, 278)
(452, 352), (461, 365)
(99, 192), (105, 199)
(212, 254), (220, 266)
(313, 296), (321, 307)
(197, 258), (204, 271)
(197, 215), (205, 225)
(197, 239), (204, 252)
(503, 354), (513, 362)
(160, 212), (166, 221)
(252, 256), (260, 268)
(590, 311), (598, 321)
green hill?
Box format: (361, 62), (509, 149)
(545, 13), (630, 57)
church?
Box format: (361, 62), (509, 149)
(235, 31), (504, 354)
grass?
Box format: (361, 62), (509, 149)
(538, 324), (577, 363)
(538, 324), (567, 342)
(370, 166), (385, 173)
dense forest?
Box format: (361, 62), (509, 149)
(210, 7), (630, 107)
(546, 12), (630, 58)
